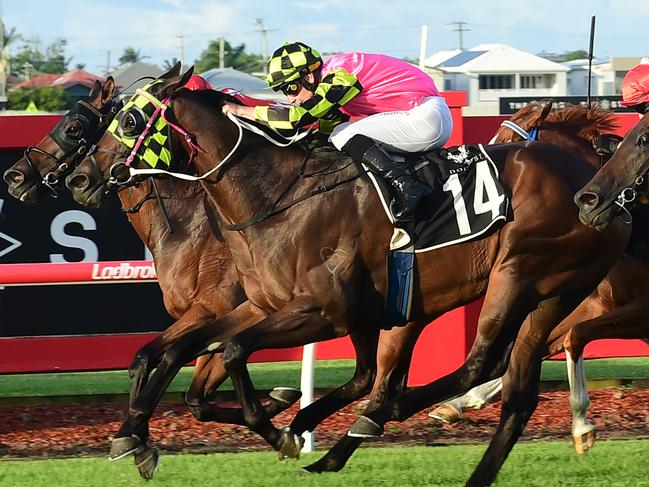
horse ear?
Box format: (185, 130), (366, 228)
(155, 66), (195, 99)
(101, 77), (116, 105)
(538, 100), (553, 122)
(88, 80), (103, 103)
(160, 61), (182, 79)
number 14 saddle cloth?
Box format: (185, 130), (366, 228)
(368, 144), (511, 252)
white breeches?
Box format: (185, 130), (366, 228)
(329, 96), (453, 153)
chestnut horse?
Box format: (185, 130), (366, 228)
(65, 67), (628, 485)
(2, 77), (304, 479)
(432, 102), (649, 454)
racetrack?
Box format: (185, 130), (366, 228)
(2, 388), (649, 459)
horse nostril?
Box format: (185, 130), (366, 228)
(66, 173), (90, 191)
(3, 169), (25, 186)
(577, 191), (599, 209)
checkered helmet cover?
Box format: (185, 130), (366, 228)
(264, 41), (322, 89)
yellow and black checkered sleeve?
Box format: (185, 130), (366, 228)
(254, 69), (362, 135)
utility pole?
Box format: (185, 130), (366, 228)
(255, 18), (277, 74)
(177, 34), (185, 68)
(448, 21), (469, 50)
(0, 0), (6, 109)
(106, 50), (111, 76)
(219, 36), (225, 69)
(22, 61), (32, 81)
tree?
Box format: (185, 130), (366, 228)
(7, 86), (73, 112)
(163, 57), (179, 70)
(119, 47), (148, 65)
(10, 37), (70, 77)
(561, 50), (589, 62)
(194, 39), (263, 74)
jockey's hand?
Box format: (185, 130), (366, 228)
(222, 103), (255, 121)
(307, 131), (331, 150)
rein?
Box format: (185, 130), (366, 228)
(222, 151), (361, 231)
(105, 90), (361, 231)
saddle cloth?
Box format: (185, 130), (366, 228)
(367, 144), (510, 252)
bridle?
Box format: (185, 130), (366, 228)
(23, 97), (123, 197)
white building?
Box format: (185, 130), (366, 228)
(425, 44), (569, 115)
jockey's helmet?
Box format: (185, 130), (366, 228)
(621, 59), (649, 112)
(264, 42), (322, 91)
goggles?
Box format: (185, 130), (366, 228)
(279, 81), (302, 96)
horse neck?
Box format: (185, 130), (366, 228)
(539, 130), (601, 168)
(116, 178), (204, 258)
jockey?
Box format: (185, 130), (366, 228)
(222, 41), (453, 220)
(621, 58), (649, 117)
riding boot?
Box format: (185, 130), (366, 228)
(342, 134), (432, 220)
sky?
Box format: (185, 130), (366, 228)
(3, 0), (649, 75)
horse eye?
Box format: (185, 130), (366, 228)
(638, 134), (649, 147)
(120, 110), (145, 136)
(65, 122), (83, 138)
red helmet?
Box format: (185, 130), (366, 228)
(621, 61), (649, 107)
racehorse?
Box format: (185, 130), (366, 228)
(19, 71), (446, 478)
(576, 112), (649, 231)
(2, 75), (304, 479)
(3, 78), (121, 202)
(65, 67), (628, 486)
(431, 102), (649, 454)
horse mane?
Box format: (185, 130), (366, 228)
(539, 105), (619, 144)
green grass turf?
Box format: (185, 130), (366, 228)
(1, 440), (649, 486)
(1, 357), (648, 399)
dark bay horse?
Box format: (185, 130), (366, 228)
(3, 78), (121, 201)
(576, 113), (649, 230)
(37, 71), (439, 476)
(433, 102), (649, 453)
(2, 75), (304, 479)
(66, 68), (629, 486)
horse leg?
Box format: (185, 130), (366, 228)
(220, 296), (340, 459)
(304, 322), (426, 473)
(109, 301), (265, 461)
(429, 377), (504, 424)
(286, 329), (380, 438)
(185, 353), (301, 424)
(562, 297), (649, 454)
(466, 292), (589, 486)
(348, 271), (532, 437)
(122, 304), (215, 479)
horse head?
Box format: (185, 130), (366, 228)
(3, 77), (118, 203)
(576, 114), (649, 230)
(65, 63), (196, 208)
(492, 101), (619, 168)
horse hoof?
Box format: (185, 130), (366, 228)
(269, 387), (302, 405)
(347, 416), (383, 438)
(277, 427), (304, 460)
(428, 403), (462, 424)
(573, 429), (596, 455)
(108, 435), (142, 461)
(135, 446), (160, 480)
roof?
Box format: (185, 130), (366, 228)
(13, 73), (59, 89)
(424, 49), (462, 69)
(109, 62), (164, 93)
(51, 69), (105, 89)
(439, 50), (486, 68)
(430, 44), (570, 74)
